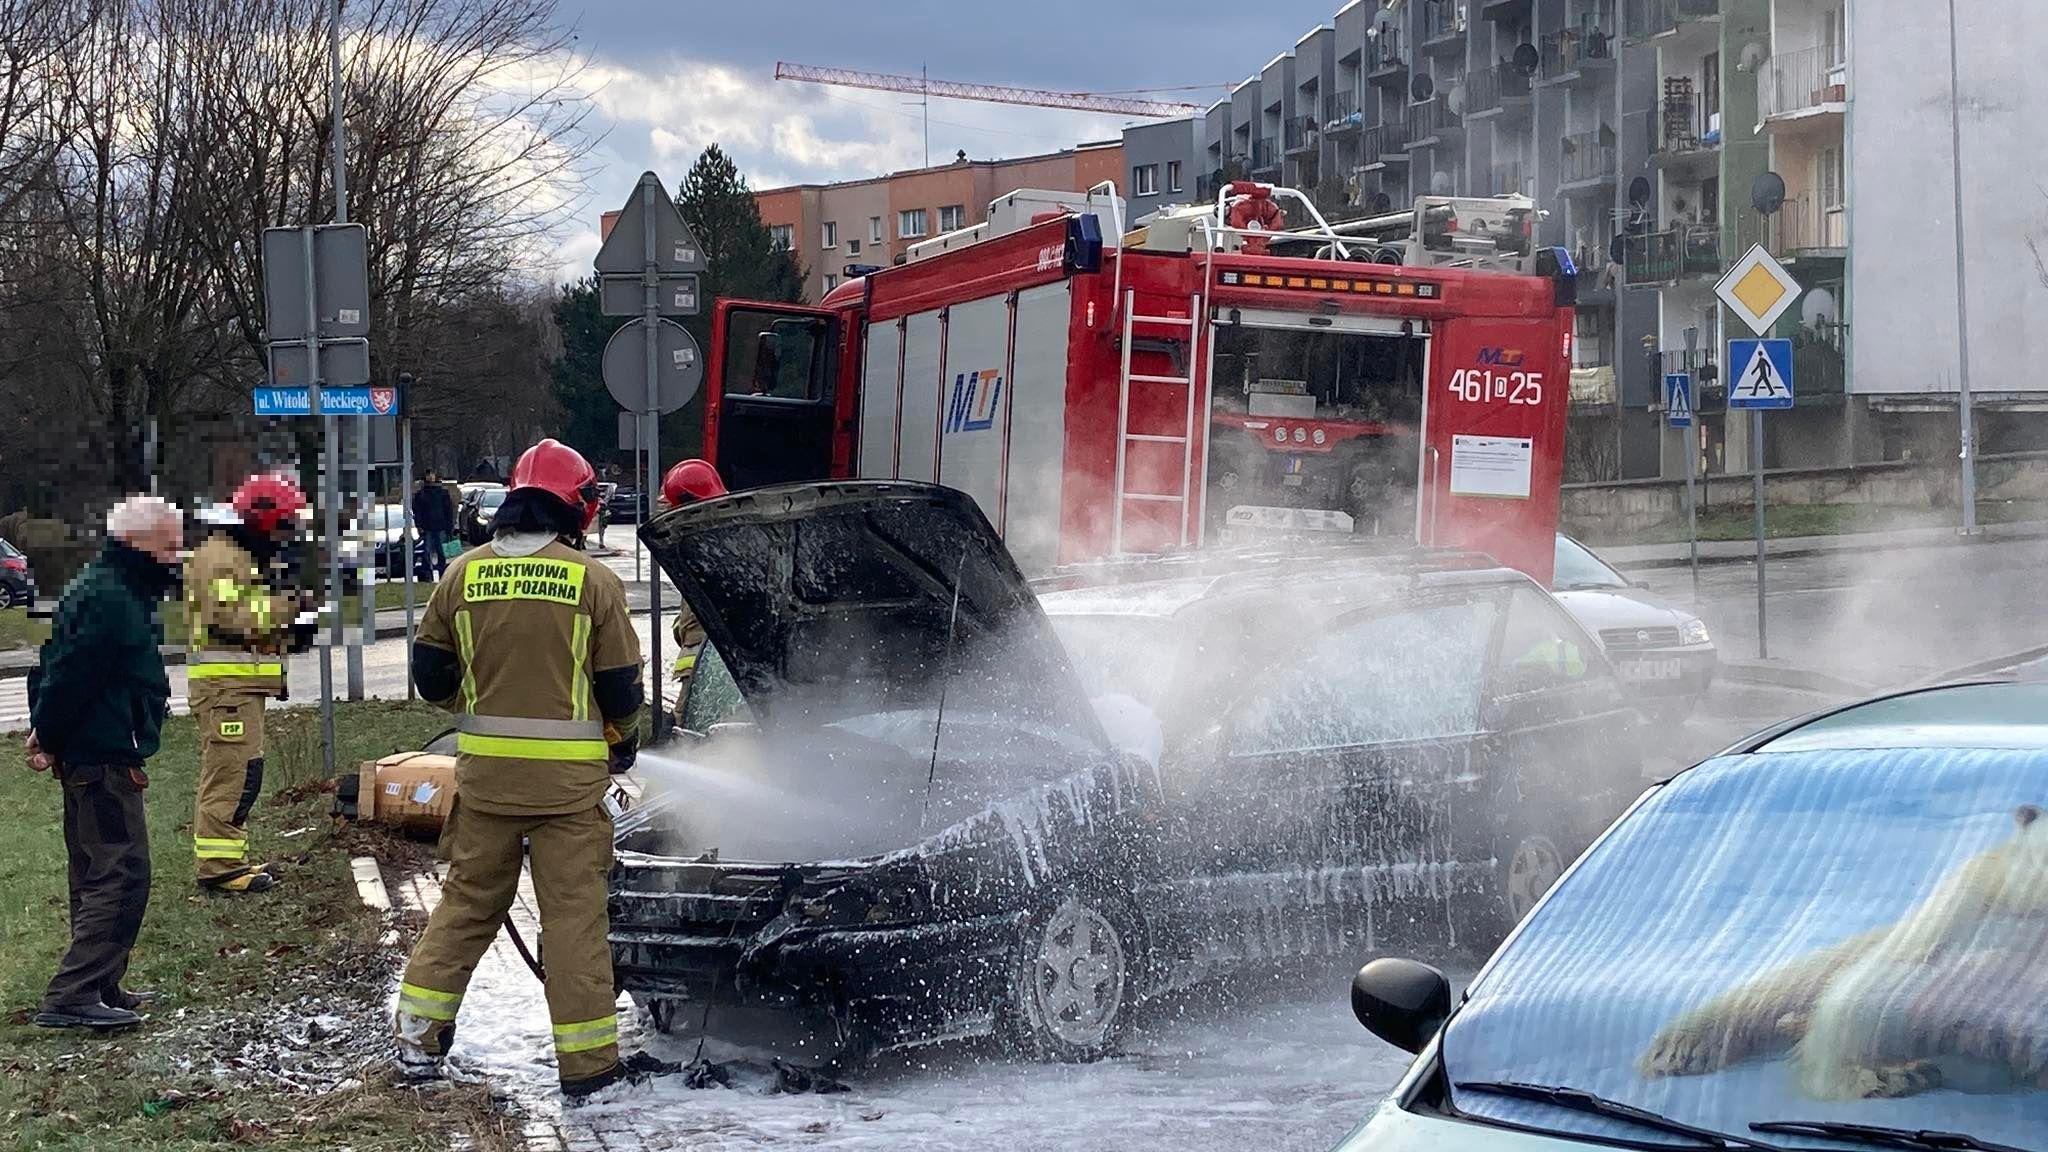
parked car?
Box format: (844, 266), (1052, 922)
(611, 481), (1644, 1067)
(456, 483), (505, 547)
(605, 485), (648, 524)
(338, 504), (433, 592)
(1551, 534), (1715, 723)
(0, 537), (34, 609)
(1334, 679), (2048, 1151)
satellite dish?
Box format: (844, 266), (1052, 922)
(1445, 83), (1467, 115)
(1372, 7), (1399, 36)
(1430, 169), (1454, 195)
(1411, 73), (1435, 102)
(1372, 191), (1393, 213)
(1801, 287), (1839, 330)
(1628, 176), (1652, 207)
(1737, 41), (1769, 72)
(1512, 43), (1540, 76)
(1752, 170), (1787, 216)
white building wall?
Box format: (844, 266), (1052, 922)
(1850, 1), (2048, 395)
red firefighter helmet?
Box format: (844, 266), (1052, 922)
(661, 458), (727, 508)
(231, 472), (308, 535)
(510, 438), (600, 530)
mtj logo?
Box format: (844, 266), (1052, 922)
(947, 369), (1004, 433)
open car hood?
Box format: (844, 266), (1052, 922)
(642, 481), (1110, 753)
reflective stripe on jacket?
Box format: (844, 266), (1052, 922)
(184, 534), (290, 697)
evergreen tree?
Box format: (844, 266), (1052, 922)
(549, 277), (628, 469)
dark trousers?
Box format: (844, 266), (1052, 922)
(421, 529), (451, 577)
(43, 764), (151, 1010)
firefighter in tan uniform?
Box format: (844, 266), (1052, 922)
(655, 459), (726, 711)
(185, 474), (312, 894)
(393, 439), (672, 1100)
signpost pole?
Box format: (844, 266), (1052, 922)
(400, 407), (416, 701)
(303, 226), (337, 780)
(348, 416), (368, 700)
(1753, 409), (1767, 660)
(1946, 0), (1979, 535)
(1683, 326), (1700, 603)
(641, 174), (666, 740)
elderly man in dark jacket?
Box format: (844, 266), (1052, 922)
(25, 496), (182, 1030)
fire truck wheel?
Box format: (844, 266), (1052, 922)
(1000, 892), (1137, 1063)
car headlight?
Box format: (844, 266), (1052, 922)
(1681, 618), (1710, 646)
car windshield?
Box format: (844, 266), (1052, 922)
(0, 538), (20, 558)
(1440, 741), (2048, 1147)
(479, 489), (505, 509)
(1552, 535), (1630, 591)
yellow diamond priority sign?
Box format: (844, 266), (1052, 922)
(1715, 243), (1802, 335)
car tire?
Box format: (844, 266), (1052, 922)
(1000, 892), (1135, 1063)
(0, 585), (14, 610)
(1455, 828), (1569, 957)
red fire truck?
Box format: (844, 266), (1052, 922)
(701, 181), (1578, 585)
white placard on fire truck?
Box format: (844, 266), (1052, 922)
(1448, 434), (1534, 499)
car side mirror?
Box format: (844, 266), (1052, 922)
(1351, 957), (1451, 1054)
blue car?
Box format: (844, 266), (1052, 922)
(1338, 679), (2048, 1152)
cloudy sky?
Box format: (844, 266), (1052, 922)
(546, 0), (1341, 277)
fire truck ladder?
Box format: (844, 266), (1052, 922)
(1112, 289), (1205, 554)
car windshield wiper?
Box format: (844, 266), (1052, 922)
(1751, 1120), (2033, 1152)
(1457, 1081), (1788, 1151)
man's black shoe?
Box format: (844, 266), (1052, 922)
(103, 988), (157, 1011)
(34, 1002), (142, 1030)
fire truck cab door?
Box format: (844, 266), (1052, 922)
(1419, 317), (1570, 586)
(708, 300), (843, 491)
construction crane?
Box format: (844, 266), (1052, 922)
(774, 61), (1203, 118)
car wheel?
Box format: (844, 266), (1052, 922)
(0, 585), (14, 610)
(1502, 833), (1566, 924)
(1001, 894), (1133, 1063)
(1455, 829), (1568, 957)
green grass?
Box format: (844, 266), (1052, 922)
(0, 701), (508, 1151)
(0, 581), (436, 653)
(1577, 499), (2048, 546)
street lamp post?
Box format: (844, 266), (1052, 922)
(1946, 0), (1979, 534)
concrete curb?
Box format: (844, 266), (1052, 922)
(1717, 659), (1876, 699)
(1919, 643), (2048, 687)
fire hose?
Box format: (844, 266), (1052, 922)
(499, 781), (634, 985)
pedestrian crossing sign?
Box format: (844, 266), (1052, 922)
(1664, 372), (1693, 428)
(1728, 338), (1795, 410)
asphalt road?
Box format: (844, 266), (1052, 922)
(1630, 533), (2048, 690)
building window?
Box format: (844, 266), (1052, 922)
(1701, 52), (1721, 123)
(1822, 6), (1845, 68)
(824, 274), (838, 291)
(1820, 146), (1844, 210)
(847, 238), (861, 256)
(1133, 164), (1159, 196)
(938, 204), (966, 231)
(767, 224), (794, 250)
(870, 216), (883, 242)
(1167, 161), (1183, 193)
(821, 221), (838, 249)
(899, 208), (927, 238)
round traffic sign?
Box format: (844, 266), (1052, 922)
(602, 317), (703, 415)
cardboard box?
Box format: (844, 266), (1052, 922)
(357, 752), (457, 834)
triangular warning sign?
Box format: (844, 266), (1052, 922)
(1733, 342), (1793, 405)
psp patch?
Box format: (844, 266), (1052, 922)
(463, 557), (587, 606)
(219, 721), (245, 738)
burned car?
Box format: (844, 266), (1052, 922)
(611, 482), (1642, 1066)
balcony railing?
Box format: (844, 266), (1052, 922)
(1421, 0), (1467, 49)
(1624, 224), (1721, 285)
(1758, 46), (1849, 121)
(1410, 94), (1464, 142)
(1624, 0), (1718, 42)
(1559, 127), (1618, 186)
(1369, 27), (1408, 75)
(1467, 61), (1532, 115)
(1642, 95), (1720, 157)
(1539, 20), (1617, 79)
(1250, 138), (1279, 172)
(1768, 194), (1848, 256)
(1487, 161), (1527, 197)
(1285, 116), (1319, 154)
(1363, 118), (1412, 158)
(1325, 89), (1361, 129)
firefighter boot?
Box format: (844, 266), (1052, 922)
(394, 801), (523, 1082)
(192, 695), (269, 890)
